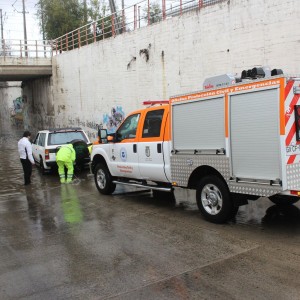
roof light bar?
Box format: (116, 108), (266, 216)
(143, 100), (169, 106)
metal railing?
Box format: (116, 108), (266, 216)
(0, 0), (223, 58)
(53, 0), (225, 55)
(0, 39), (53, 58)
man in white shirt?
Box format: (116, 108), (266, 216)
(18, 131), (35, 185)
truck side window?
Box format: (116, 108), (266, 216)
(142, 109), (164, 138)
(117, 113), (140, 142)
(39, 133), (46, 146)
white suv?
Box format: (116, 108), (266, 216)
(32, 127), (91, 173)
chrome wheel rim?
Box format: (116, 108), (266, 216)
(96, 169), (106, 189)
(201, 184), (223, 215)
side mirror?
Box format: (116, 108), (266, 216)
(98, 129), (108, 144)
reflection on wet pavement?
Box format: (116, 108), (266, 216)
(1, 121), (300, 299)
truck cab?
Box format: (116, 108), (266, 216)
(91, 103), (172, 195)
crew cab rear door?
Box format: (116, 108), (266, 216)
(137, 106), (169, 182)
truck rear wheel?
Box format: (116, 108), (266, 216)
(94, 163), (116, 195)
(269, 195), (299, 205)
(196, 175), (237, 223)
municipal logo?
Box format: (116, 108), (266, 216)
(120, 147), (127, 161)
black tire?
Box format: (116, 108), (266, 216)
(269, 195), (299, 205)
(152, 190), (175, 201)
(94, 163), (116, 195)
(196, 175), (236, 223)
(40, 157), (47, 175)
(71, 140), (89, 169)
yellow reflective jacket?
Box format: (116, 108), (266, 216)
(56, 144), (76, 162)
(88, 144), (92, 154)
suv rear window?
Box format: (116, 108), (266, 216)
(47, 131), (88, 146)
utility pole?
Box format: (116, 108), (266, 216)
(83, 0), (88, 24)
(0, 9), (4, 52)
(122, 0), (125, 32)
(22, 0), (28, 57)
(40, 1), (46, 57)
(108, 0), (121, 34)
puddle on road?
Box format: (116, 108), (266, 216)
(1, 122), (300, 234)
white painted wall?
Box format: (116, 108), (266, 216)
(22, 0), (300, 140)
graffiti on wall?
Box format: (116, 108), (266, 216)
(10, 96), (26, 127)
(66, 106), (125, 140)
(67, 116), (103, 140)
(66, 106), (125, 139)
(103, 106), (125, 134)
(13, 97), (24, 113)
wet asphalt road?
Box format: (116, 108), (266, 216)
(1, 122), (300, 300)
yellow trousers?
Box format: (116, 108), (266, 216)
(57, 160), (74, 183)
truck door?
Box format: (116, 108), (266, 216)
(109, 113), (141, 178)
(32, 133), (40, 162)
(137, 108), (169, 182)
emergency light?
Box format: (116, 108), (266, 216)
(271, 69), (283, 76)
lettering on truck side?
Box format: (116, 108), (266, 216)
(286, 145), (300, 156)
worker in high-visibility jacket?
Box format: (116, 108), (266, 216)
(88, 144), (93, 155)
(56, 144), (76, 183)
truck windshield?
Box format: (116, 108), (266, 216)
(48, 131), (87, 146)
(117, 113), (140, 141)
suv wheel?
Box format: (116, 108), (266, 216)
(39, 157), (47, 175)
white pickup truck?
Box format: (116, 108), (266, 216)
(91, 71), (300, 223)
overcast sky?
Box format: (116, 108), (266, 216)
(0, 0), (41, 41)
(0, 0), (177, 42)
(0, 0), (137, 41)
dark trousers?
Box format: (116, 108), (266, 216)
(20, 159), (32, 185)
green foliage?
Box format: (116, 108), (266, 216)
(37, 0), (86, 40)
(88, 0), (104, 21)
(91, 1), (114, 40)
(37, 0), (115, 42)
(143, 2), (162, 25)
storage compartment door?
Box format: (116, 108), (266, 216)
(230, 88), (280, 180)
(172, 96), (225, 151)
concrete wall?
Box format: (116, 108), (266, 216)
(0, 82), (22, 129)
(22, 78), (55, 131)
(22, 0), (300, 140)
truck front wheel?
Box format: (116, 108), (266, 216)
(196, 175), (237, 223)
(94, 163), (116, 195)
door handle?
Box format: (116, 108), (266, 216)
(157, 143), (162, 153)
(133, 144), (137, 153)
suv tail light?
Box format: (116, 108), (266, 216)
(45, 150), (50, 160)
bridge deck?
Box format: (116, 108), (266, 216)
(0, 57), (52, 81)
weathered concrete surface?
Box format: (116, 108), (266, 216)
(1, 123), (300, 299)
(0, 57), (52, 81)
(0, 82), (22, 122)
